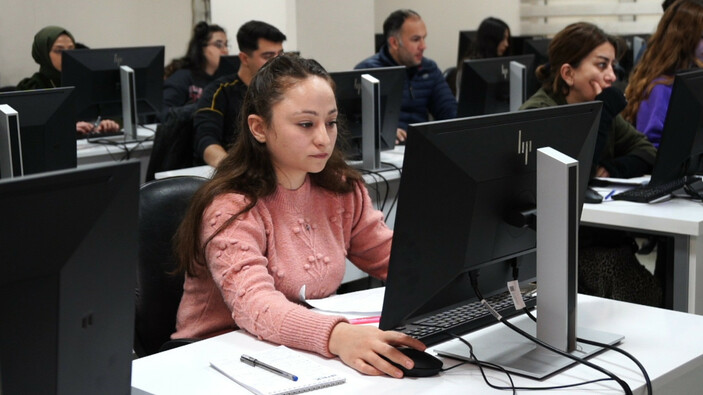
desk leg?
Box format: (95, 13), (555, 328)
(685, 235), (703, 314)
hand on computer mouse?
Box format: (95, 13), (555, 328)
(328, 322), (426, 378)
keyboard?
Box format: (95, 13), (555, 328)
(76, 130), (124, 140)
(612, 176), (694, 203)
(391, 289), (537, 347)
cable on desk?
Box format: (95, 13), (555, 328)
(359, 168), (390, 213)
(380, 161), (402, 223)
(468, 272), (634, 395)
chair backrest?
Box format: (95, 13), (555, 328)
(145, 103), (197, 182)
(134, 176), (207, 357)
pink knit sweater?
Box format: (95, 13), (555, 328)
(173, 176), (392, 357)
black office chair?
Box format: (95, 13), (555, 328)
(443, 66), (458, 98)
(134, 176), (207, 357)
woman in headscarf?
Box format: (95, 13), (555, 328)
(17, 26), (75, 90)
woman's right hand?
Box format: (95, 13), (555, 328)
(328, 322), (426, 378)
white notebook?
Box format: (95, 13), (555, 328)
(210, 346), (345, 395)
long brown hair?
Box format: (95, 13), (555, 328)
(535, 22), (618, 97)
(175, 53), (363, 277)
(623, 0), (703, 122)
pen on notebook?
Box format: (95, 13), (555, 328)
(92, 116), (102, 133)
(349, 315), (381, 325)
(604, 189), (616, 200)
(240, 354), (298, 381)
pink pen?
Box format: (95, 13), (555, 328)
(349, 315), (381, 325)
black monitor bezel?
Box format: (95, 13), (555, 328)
(0, 161), (139, 394)
(457, 54), (536, 117)
(650, 68), (703, 185)
(61, 46), (164, 121)
(0, 87), (77, 176)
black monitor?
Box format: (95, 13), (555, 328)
(61, 46), (164, 122)
(330, 66), (404, 159)
(615, 34), (651, 82)
(457, 54), (535, 117)
(456, 30), (478, 65)
(649, 68), (703, 185)
(522, 37), (550, 68)
(375, 33), (386, 53)
(510, 35), (537, 56)
(380, 102), (601, 347)
(0, 161), (139, 394)
(213, 55), (241, 79)
(0, 87), (76, 177)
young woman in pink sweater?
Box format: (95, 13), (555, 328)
(173, 53), (425, 378)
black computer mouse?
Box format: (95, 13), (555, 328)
(584, 186), (603, 204)
(382, 348), (443, 377)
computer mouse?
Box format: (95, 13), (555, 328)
(381, 348), (443, 377)
(584, 186), (603, 204)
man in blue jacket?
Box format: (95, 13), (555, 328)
(355, 9), (457, 143)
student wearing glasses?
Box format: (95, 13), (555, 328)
(16, 26), (119, 135)
(192, 20), (286, 167)
(161, 21), (230, 121)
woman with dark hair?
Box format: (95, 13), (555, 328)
(623, 0), (703, 147)
(161, 21), (229, 119)
(172, 53), (425, 377)
(472, 17), (511, 59)
(520, 22), (661, 307)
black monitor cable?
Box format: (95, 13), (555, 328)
(469, 271), (633, 395)
(358, 168), (389, 213)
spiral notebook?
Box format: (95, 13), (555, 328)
(210, 346), (345, 395)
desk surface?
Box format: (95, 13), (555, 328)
(153, 146), (406, 180)
(132, 293), (703, 394)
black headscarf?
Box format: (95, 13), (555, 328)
(17, 26), (75, 90)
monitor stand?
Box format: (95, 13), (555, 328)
(509, 61), (526, 112)
(360, 74), (392, 172)
(120, 65), (139, 142)
(435, 147), (623, 379)
(0, 104), (23, 177)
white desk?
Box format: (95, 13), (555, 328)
(77, 125), (155, 184)
(582, 192), (703, 314)
(154, 147), (406, 284)
(131, 293), (703, 394)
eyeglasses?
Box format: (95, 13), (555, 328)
(207, 41), (231, 51)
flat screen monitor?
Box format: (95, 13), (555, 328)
(375, 33), (385, 53)
(380, 102), (600, 346)
(61, 46), (164, 122)
(0, 87), (76, 177)
(510, 35), (538, 56)
(0, 161), (139, 394)
(457, 54), (535, 117)
(456, 30), (478, 65)
(649, 68), (703, 185)
(330, 66), (404, 159)
(522, 37), (550, 68)
(614, 34), (650, 82)
(213, 55), (241, 79)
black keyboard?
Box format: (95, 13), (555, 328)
(76, 130), (124, 140)
(612, 176), (694, 203)
(392, 290), (537, 346)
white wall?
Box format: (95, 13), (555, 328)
(0, 0), (191, 87)
(210, 0), (298, 53)
(295, 0), (374, 72)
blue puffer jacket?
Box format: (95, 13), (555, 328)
(355, 46), (457, 130)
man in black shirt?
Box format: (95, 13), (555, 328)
(193, 21), (286, 166)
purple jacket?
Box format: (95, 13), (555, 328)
(636, 81), (672, 148)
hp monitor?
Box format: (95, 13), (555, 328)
(457, 54), (535, 117)
(0, 87), (76, 177)
(0, 161), (139, 394)
(330, 66), (404, 159)
(380, 102), (601, 346)
(62, 46), (164, 122)
(456, 30), (478, 65)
